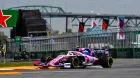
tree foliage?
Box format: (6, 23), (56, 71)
(61, 29), (72, 34)
(0, 35), (8, 44)
(87, 28), (91, 32)
(52, 30), (59, 35)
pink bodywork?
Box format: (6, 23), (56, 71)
(71, 51), (99, 62)
(48, 55), (70, 66)
(84, 54), (99, 62)
(34, 50), (99, 66)
(93, 57), (99, 62)
(33, 61), (40, 65)
(48, 51), (99, 66)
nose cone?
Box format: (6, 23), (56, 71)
(33, 61), (40, 66)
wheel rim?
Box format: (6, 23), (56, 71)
(72, 57), (79, 68)
(46, 56), (52, 62)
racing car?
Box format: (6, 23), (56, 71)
(33, 48), (113, 68)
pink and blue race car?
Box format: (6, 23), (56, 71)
(33, 48), (113, 68)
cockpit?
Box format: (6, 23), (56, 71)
(67, 51), (83, 56)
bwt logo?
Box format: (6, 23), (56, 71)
(65, 63), (71, 66)
(65, 64), (71, 66)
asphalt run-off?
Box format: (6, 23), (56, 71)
(0, 59), (140, 78)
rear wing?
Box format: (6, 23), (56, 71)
(94, 49), (110, 53)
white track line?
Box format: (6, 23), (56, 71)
(21, 70), (115, 74)
(21, 68), (140, 74)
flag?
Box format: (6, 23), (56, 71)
(78, 22), (85, 32)
(117, 30), (125, 40)
(119, 16), (125, 29)
(0, 10), (19, 28)
(117, 16), (125, 40)
(102, 18), (109, 30)
(90, 20), (99, 31)
(91, 19), (98, 28)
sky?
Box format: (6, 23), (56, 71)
(0, 0), (139, 37)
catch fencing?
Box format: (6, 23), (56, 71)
(5, 27), (140, 59)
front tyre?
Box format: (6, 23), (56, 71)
(46, 56), (53, 62)
(71, 56), (80, 68)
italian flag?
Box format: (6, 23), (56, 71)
(0, 10), (19, 28)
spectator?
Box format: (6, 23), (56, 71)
(1, 45), (5, 58)
(0, 51), (2, 62)
(0, 51), (2, 58)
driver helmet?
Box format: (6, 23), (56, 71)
(76, 46), (80, 51)
(76, 46), (80, 48)
(67, 51), (74, 55)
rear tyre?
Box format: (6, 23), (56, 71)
(101, 56), (113, 68)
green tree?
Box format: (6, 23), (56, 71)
(87, 28), (91, 32)
(61, 29), (72, 34)
(52, 30), (59, 35)
(67, 29), (72, 33)
(0, 35), (8, 44)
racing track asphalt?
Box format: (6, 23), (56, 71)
(0, 59), (140, 78)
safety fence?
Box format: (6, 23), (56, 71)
(4, 48), (140, 60)
(4, 27), (140, 60)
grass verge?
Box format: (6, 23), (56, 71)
(0, 62), (33, 67)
